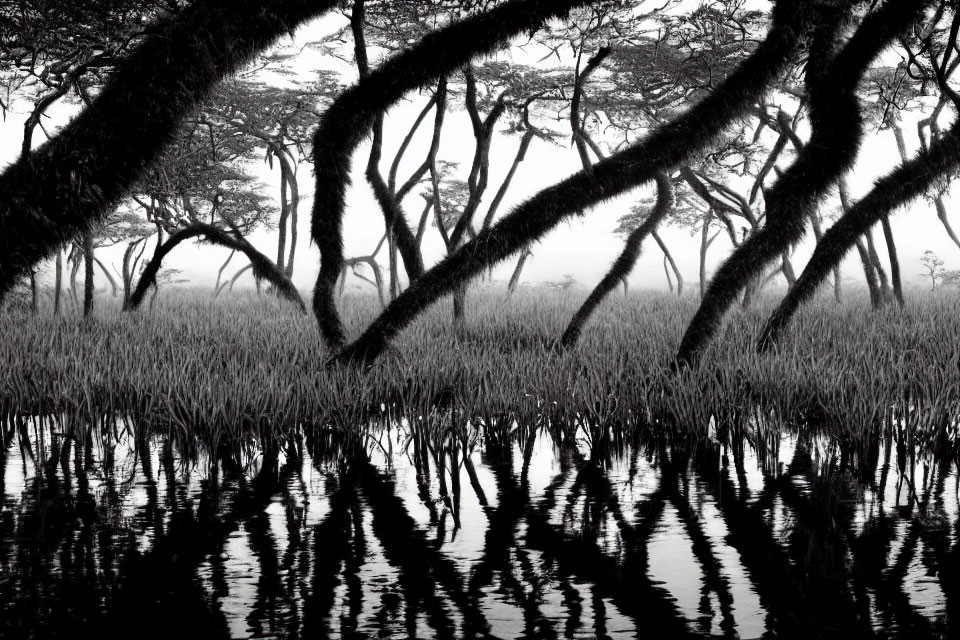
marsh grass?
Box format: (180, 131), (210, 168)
(2, 288), (959, 459)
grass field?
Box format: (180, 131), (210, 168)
(2, 288), (959, 455)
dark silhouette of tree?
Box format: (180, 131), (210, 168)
(759, 123), (960, 349)
(331, 0), (820, 365)
(560, 173), (673, 348)
(0, 0), (341, 302)
(126, 223), (304, 312)
(674, 0), (931, 367)
(311, 0), (598, 350)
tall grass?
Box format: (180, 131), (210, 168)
(2, 289), (959, 457)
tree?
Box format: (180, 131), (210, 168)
(919, 249), (946, 290)
(332, 0), (821, 365)
(0, 0), (342, 301)
(674, 0), (931, 367)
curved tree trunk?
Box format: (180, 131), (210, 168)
(560, 173), (673, 348)
(855, 238), (883, 309)
(126, 224), (305, 313)
(94, 257), (119, 297)
(331, 0), (816, 366)
(54, 250), (62, 315)
(311, 0), (596, 350)
(0, 0), (339, 300)
(653, 231), (683, 298)
(507, 248), (532, 295)
(880, 217), (904, 307)
(675, 0), (926, 366)
(83, 231), (94, 317)
(760, 121), (960, 349)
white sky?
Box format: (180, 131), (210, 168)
(2, 9), (960, 299)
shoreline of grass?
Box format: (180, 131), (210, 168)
(1, 289), (958, 453)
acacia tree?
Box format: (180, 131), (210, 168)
(674, 0), (932, 366)
(760, 1), (960, 349)
(331, 0), (823, 365)
(0, 0), (343, 302)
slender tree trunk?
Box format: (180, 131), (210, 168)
(29, 270), (37, 313)
(561, 174), (673, 348)
(855, 239), (882, 309)
(277, 162), (289, 273)
(54, 250), (62, 315)
(699, 209), (713, 299)
(663, 254), (675, 293)
(286, 168), (299, 279)
(809, 211), (841, 302)
(653, 231), (683, 298)
(94, 257), (118, 297)
(83, 231), (94, 316)
(880, 217), (904, 307)
(0, 0), (340, 297)
(864, 229), (891, 301)
(507, 247), (532, 295)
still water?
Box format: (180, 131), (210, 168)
(0, 418), (957, 639)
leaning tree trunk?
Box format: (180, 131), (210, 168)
(0, 0), (339, 302)
(54, 250), (62, 315)
(880, 217), (904, 307)
(675, 0), (927, 367)
(126, 223), (305, 313)
(560, 173), (673, 348)
(82, 231), (94, 317)
(653, 231), (683, 297)
(331, 0), (819, 366)
(759, 120), (960, 349)
(507, 247), (532, 295)
(311, 0), (597, 350)
(855, 238), (883, 309)
(94, 257), (119, 297)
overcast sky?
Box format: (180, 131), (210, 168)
(3, 9), (959, 299)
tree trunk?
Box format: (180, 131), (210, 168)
(880, 217), (904, 307)
(699, 209), (713, 299)
(126, 224), (305, 313)
(507, 248), (532, 295)
(809, 211), (841, 302)
(855, 239), (882, 309)
(0, 0), (339, 298)
(83, 231), (94, 317)
(332, 0), (820, 366)
(29, 270), (37, 313)
(560, 173), (673, 348)
(653, 231), (683, 298)
(277, 161), (289, 273)
(54, 250), (62, 315)
(94, 257), (119, 297)
(864, 229), (891, 302)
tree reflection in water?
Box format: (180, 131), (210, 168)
(0, 415), (957, 639)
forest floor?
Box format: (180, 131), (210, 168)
(1, 288), (958, 451)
